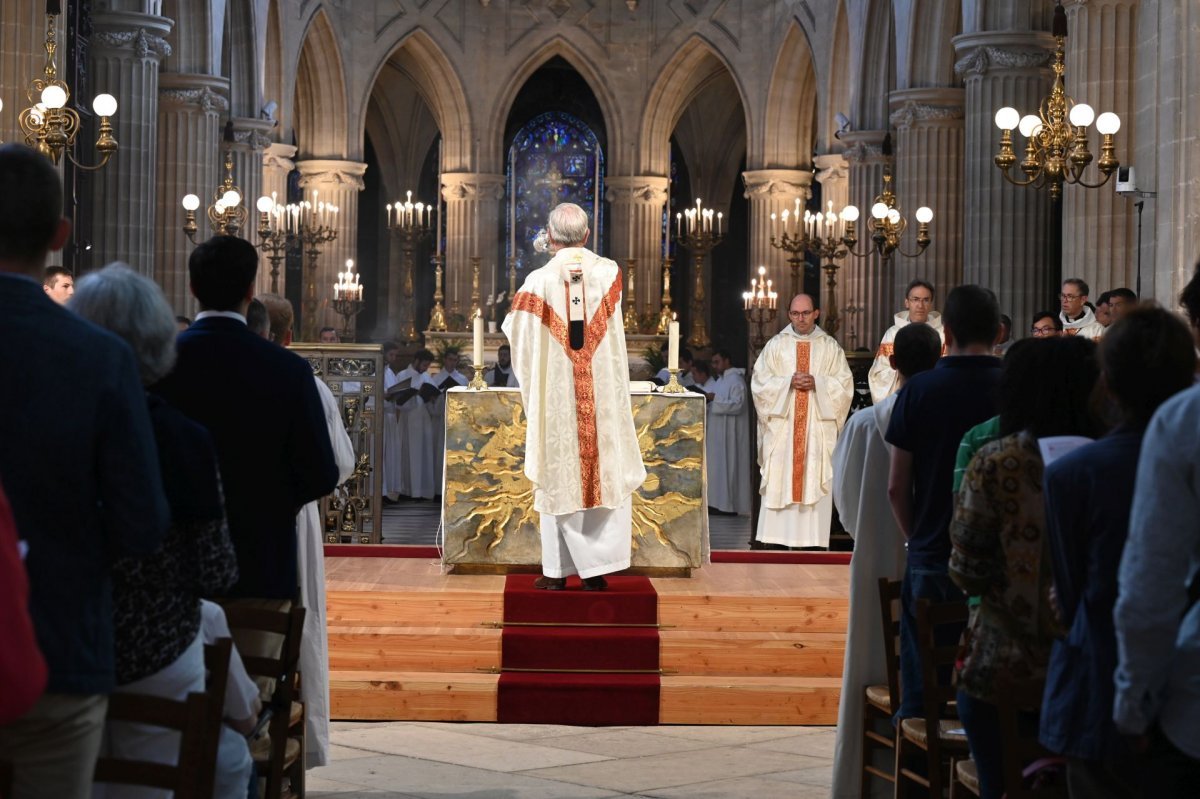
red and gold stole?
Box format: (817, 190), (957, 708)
(792, 340), (811, 503)
(509, 268), (624, 508)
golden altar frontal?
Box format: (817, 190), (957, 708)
(442, 387), (709, 574)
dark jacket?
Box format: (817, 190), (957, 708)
(0, 274), (168, 694)
(153, 315), (338, 599)
(1040, 428), (1142, 761)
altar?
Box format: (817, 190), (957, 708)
(441, 387), (709, 574)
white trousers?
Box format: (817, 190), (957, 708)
(756, 494), (834, 548)
(539, 496), (633, 579)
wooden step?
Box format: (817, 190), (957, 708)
(661, 630), (844, 677)
(658, 595), (848, 633)
(329, 670), (498, 722)
(660, 675), (841, 725)
(326, 590), (502, 628)
(327, 626), (501, 672)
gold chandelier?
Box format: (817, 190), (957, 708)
(842, 135), (932, 261)
(19, 5), (118, 170)
(991, 2), (1119, 201)
(181, 123), (247, 242)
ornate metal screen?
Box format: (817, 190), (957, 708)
(506, 111), (605, 274)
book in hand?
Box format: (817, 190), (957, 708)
(385, 377), (416, 403)
(438, 374), (461, 392)
(418, 381), (442, 402)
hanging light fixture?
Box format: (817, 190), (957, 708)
(991, 1), (1120, 201)
(841, 134), (933, 261)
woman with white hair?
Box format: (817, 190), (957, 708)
(71, 263), (249, 798)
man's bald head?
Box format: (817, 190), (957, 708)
(788, 293), (819, 334)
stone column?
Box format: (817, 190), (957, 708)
(259, 143), (296, 297)
(889, 88), (967, 307)
(606, 176), (669, 324)
(0, 2), (46, 144)
(840, 131), (893, 349)
(295, 159), (367, 341)
(814, 154), (861, 347)
(442, 173), (505, 331)
(742, 169), (813, 327)
(88, 12), (173, 277)
(154, 74), (227, 314)
(1062, 0), (1139, 293)
(953, 32), (1056, 330)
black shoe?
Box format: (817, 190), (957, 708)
(534, 576), (567, 590)
(581, 575), (608, 591)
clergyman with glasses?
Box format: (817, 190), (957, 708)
(750, 293), (854, 549)
(868, 279), (945, 404)
(1058, 278), (1106, 340)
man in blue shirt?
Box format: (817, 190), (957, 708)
(885, 284), (1003, 720)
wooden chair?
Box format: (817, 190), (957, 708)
(950, 758), (981, 798)
(92, 639), (231, 799)
(997, 682), (1066, 798)
(220, 603), (307, 799)
(859, 578), (902, 797)
(895, 598), (970, 799)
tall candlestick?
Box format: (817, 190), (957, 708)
(668, 321), (680, 371)
(473, 312), (484, 371)
(436, 139), (443, 257)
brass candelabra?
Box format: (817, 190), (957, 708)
(841, 166), (932, 262)
(332, 260), (364, 341)
(673, 200), (725, 348)
(469, 255), (484, 330)
(742, 266), (779, 351)
(182, 136), (247, 243)
(656, 256), (675, 336)
(623, 258), (639, 333)
(386, 191), (432, 342)
(428, 254), (448, 332)
(297, 200), (339, 341)
(255, 195), (291, 294)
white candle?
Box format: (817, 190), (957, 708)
(627, 189), (634, 258)
(717, 212), (722, 237)
(436, 139), (443, 256)
(668, 321), (680, 372)
(473, 312), (484, 369)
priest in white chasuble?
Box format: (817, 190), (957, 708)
(502, 203), (646, 590)
(752, 293), (854, 549)
(868, 279), (945, 404)
(707, 350), (752, 515)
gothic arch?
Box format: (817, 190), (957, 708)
(486, 38), (621, 174)
(293, 8), (349, 158)
(359, 29), (470, 173)
(639, 36), (752, 176)
(764, 21), (818, 169)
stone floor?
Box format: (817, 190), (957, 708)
(309, 721), (836, 798)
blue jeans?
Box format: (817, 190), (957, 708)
(894, 562), (964, 723)
(957, 690), (1004, 799)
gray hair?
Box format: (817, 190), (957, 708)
(70, 262), (178, 385)
(547, 203), (589, 247)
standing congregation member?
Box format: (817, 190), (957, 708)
(868, 279), (944, 403)
(154, 235), (339, 601)
(830, 321), (942, 798)
(1059, 278), (1105, 340)
(885, 284), (1003, 721)
(752, 293), (854, 549)
(42, 265), (74, 305)
(257, 292), (356, 768)
(0, 144), (169, 799)
(1106, 287), (1137, 323)
(503, 202), (646, 591)
(1041, 307), (1196, 798)
(1031, 310), (1064, 338)
(706, 349), (752, 516)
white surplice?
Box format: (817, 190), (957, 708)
(1060, 307), (1106, 341)
(752, 324), (854, 548)
(382, 365), (404, 496)
(502, 246), (646, 578)
(396, 365), (436, 499)
(296, 376), (355, 768)
(829, 395), (908, 798)
(427, 368), (467, 494)
(706, 368), (752, 515)
(867, 311), (945, 404)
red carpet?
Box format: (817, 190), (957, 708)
(324, 544), (852, 565)
(497, 574), (660, 725)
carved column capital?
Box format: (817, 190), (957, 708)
(296, 159), (369, 192)
(263, 143), (298, 173)
(605, 176), (669, 205)
(812, 153), (848, 186)
(953, 32), (1056, 78)
(741, 169), (814, 201)
(839, 130), (890, 165)
(158, 73), (230, 113)
(441, 172), (506, 202)
(888, 87), (966, 129)
(230, 117), (275, 151)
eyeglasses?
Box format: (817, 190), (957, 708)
(906, 296), (932, 304)
(788, 310), (815, 318)
(1059, 293), (1082, 301)
(1031, 325), (1058, 336)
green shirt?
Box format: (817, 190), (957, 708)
(953, 415), (1001, 493)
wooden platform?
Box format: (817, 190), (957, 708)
(326, 557), (849, 725)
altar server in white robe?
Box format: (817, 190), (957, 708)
(829, 322), (942, 799)
(256, 293), (356, 768)
(752, 293), (854, 548)
(868, 279), (944, 403)
(427, 348), (468, 492)
(394, 349), (437, 499)
(707, 349), (752, 515)
(381, 342), (405, 498)
(503, 203), (646, 590)
(484, 344), (520, 387)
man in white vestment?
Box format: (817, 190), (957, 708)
(381, 342), (406, 500)
(503, 203), (646, 591)
(868, 279), (944, 403)
(706, 349), (752, 515)
(390, 349), (437, 500)
(752, 293), (854, 549)
(829, 322), (942, 798)
(257, 293), (356, 768)
(427, 348), (468, 494)
(1059, 277), (1106, 340)
(485, 344), (520, 387)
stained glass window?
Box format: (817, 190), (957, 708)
(506, 111), (605, 274)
